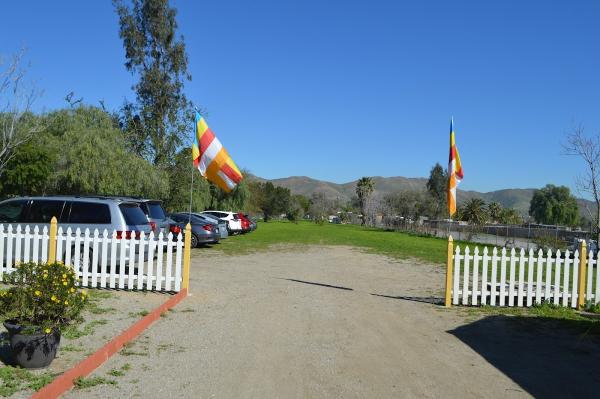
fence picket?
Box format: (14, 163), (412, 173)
(462, 247), (471, 305)
(554, 250), (562, 305)
(14, 225), (22, 265)
(90, 229), (100, 288)
(6, 225), (13, 272)
(508, 249), (517, 306)
(147, 232), (156, 290)
(109, 231), (118, 289)
(526, 249), (535, 306)
(562, 250), (571, 307)
(490, 248), (498, 306)
(481, 248), (489, 305)
(100, 229), (109, 288)
(0, 225), (4, 281)
(587, 251), (595, 303)
(517, 249), (526, 307)
(499, 248), (507, 306)
(175, 232), (183, 292)
(594, 251), (600, 303)
(535, 249), (544, 304)
(41, 226), (48, 263)
(118, 236), (126, 289)
(165, 233), (174, 291)
(571, 250), (579, 308)
(64, 227), (73, 267)
(137, 232), (146, 290)
(156, 233), (165, 291)
(472, 247), (480, 305)
(23, 226), (31, 263)
(128, 235), (137, 290)
(452, 247), (461, 305)
(545, 249), (553, 300)
(56, 227), (64, 263)
(81, 229), (91, 287)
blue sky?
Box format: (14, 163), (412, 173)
(1, 1), (599, 195)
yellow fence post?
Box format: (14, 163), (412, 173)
(182, 223), (192, 293)
(48, 216), (58, 264)
(578, 240), (587, 310)
(445, 235), (454, 307)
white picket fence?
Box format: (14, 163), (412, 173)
(0, 224), (184, 292)
(452, 246), (599, 308)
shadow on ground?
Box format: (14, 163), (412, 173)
(449, 315), (600, 398)
(370, 294), (443, 305)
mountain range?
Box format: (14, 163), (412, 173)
(247, 174), (594, 218)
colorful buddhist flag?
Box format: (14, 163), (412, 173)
(192, 112), (243, 192)
(447, 118), (463, 216)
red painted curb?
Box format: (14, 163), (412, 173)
(30, 289), (188, 399)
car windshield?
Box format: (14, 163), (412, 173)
(119, 203), (148, 226)
(147, 202), (166, 219)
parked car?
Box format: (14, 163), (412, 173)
(200, 211), (243, 234)
(0, 196), (152, 269)
(168, 213), (220, 247)
(244, 214), (257, 231)
(568, 238), (598, 254)
(237, 213), (252, 233)
(109, 197), (173, 237)
(190, 213), (228, 239)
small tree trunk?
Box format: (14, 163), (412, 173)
(596, 201), (600, 244)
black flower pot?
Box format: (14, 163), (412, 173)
(3, 320), (61, 369)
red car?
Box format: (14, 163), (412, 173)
(237, 213), (252, 233)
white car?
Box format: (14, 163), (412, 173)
(200, 211), (243, 234)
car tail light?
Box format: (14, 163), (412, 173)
(170, 225), (182, 234)
(202, 224), (213, 231)
(116, 231), (141, 240)
(149, 221), (157, 231)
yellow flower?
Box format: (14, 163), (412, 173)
(44, 328), (51, 334)
(64, 300), (69, 305)
(63, 282), (67, 286)
(62, 274), (67, 278)
(51, 295), (57, 302)
(43, 274), (48, 279)
(81, 290), (87, 296)
(70, 288), (75, 293)
(35, 290), (41, 296)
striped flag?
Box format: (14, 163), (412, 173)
(192, 112), (243, 192)
(447, 118), (463, 216)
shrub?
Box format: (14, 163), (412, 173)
(0, 262), (87, 333)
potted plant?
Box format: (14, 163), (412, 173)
(0, 261), (87, 368)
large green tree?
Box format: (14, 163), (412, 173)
(426, 163), (448, 218)
(529, 184), (579, 226)
(114, 0), (192, 166)
(355, 177), (374, 226)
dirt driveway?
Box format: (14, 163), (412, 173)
(64, 245), (600, 398)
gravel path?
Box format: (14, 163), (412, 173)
(62, 245), (600, 398)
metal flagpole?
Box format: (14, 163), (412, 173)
(188, 161), (195, 224)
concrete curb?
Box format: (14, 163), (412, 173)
(30, 289), (188, 399)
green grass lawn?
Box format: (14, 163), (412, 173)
(201, 220), (490, 265)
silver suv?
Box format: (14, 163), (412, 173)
(0, 196), (152, 267)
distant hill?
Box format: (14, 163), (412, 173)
(247, 174), (595, 217)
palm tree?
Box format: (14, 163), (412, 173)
(487, 202), (503, 223)
(356, 177), (375, 226)
(462, 198), (488, 226)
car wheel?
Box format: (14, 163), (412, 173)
(190, 233), (199, 248)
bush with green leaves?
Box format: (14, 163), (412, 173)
(0, 262), (87, 333)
